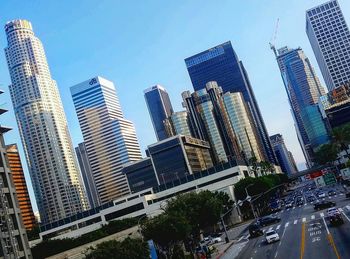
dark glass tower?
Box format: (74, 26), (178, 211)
(144, 85), (174, 141)
(185, 41), (277, 164)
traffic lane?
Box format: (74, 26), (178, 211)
(329, 210), (350, 258)
(303, 218), (339, 259)
(235, 233), (265, 259)
(274, 218), (302, 259)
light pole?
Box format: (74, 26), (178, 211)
(245, 184), (257, 219)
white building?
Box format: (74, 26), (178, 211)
(39, 164), (251, 240)
(71, 77), (142, 206)
(306, 0), (350, 91)
(4, 20), (88, 224)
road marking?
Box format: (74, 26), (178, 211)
(342, 211), (350, 223)
(302, 217), (306, 222)
(293, 207), (296, 210)
(268, 227), (273, 232)
(346, 205), (350, 211)
(287, 208), (290, 211)
(338, 207), (343, 212)
(294, 220), (298, 224)
(237, 236), (244, 242)
(311, 215), (315, 220)
(323, 217), (341, 259)
(285, 222), (289, 227)
(300, 223), (306, 259)
(254, 250), (257, 254)
(340, 193), (344, 196)
(335, 195), (337, 198)
(263, 229), (266, 233)
(275, 251), (278, 258)
(276, 224), (281, 230)
(320, 212), (324, 217)
(304, 203), (307, 206)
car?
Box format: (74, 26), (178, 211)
(317, 192), (326, 198)
(209, 233), (223, 244)
(314, 201), (336, 210)
(346, 192), (350, 198)
(258, 216), (281, 227)
(327, 207), (341, 217)
(249, 223), (263, 238)
(328, 213), (344, 226)
(265, 230), (280, 244)
(285, 202), (293, 209)
(296, 200), (304, 206)
(307, 196), (316, 202)
(328, 190), (336, 196)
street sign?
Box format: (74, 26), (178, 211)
(323, 172), (336, 186)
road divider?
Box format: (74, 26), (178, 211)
(300, 223), (305, 259)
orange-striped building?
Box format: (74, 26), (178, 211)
(6, 144), (36, 230)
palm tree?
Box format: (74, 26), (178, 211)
(332, 123), (350, 159)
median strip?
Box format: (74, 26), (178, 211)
(300, 223), (305, 259)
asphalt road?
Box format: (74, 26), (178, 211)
(222, 183), (350, 259)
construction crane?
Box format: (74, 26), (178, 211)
(269, 18), (280, 57)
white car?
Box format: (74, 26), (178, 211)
(210, 236), (222, 244)
(317, 192), (326, 198)
(327, 207), (341, 217)
(265, 230), (280, 244)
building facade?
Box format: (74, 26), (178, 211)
(270, 134), (298, 176)
(185, 41), (277, 164)
(165, 111), (192, 137)
(0, 92), (31, 258)
(144, 85), (174, 141)
(306, 0), (350, 91)
(5, 144), (36, 231)
(147, 135), (213, 185)
(75, 142), (100, 209)
(275, 46), (326, 166)
(71, 76), (142, 205)
(122, 158), (158, 194)
(223, 92), (265, 163)
(4, 20), (88, 223)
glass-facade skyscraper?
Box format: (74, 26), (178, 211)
(144, 85), (174, 141)
(306, 0), (350, 91)
(4, 20), (88, 224)
(71, 76), (142, 205)
(185, 41), (277, 164)
(275, 46), (326, 166)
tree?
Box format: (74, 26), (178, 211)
(314, 143), (339, 166)
(248, 156), (259, 177)
(84, 238), (149, 259)
(332, 123), (350, 158)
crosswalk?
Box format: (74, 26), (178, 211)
(237, 205), (350, 241)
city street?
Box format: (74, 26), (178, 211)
(221, 183), (350, 259)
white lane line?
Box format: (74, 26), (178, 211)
(338, 208), (344, 212)
(268, 227), (273, 232)
(311, 215), (315, 220)
(287, 208), (290, 211)
(238, 236), (244, 242)
(285, 222), (289, 227)
(302, 217), (306, 222)
(254, 250), (257, 254)
(320, 212), (324, 217)
(346, 205), (350, 211)
(335, 195), (337, 198)
(293, 207), (295, 210)
(322, 216), (330, 235)
(294, 220), (298, 224)
(276, 224), (281, 230)
(342, 211), (350, 223)
(340, 193), (344, 196)
(304, 203), (307, 206)
(274, 251), (278, 258)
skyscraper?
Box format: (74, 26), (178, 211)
(4, 20), (88, 224)
(75, 142), (99, 209)
(144, 85), (174, 141)
(165, 111), (193, 137)
(223, 92), (266, 163)
(185, 41), (277, 164)
(306, 0), (350, 91)
(275, 46), (326, 166)
(270, 134), (298, 176)
(71, 76), (142, 205)
(6, 144), (36, 231)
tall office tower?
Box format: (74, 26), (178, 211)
(270, 134), (297, 176)
(185, 41), (277, 164)
(306, 0), (350, 91)
(164, 111), (193, 137)
(71, 76), (142, 205)
(275, 46), (326, 167)
(4, 20), (88, 224)
(144, 85), (174, 141)
(6, 144), (36, 230)
(222, 92), (265, 163)
(0, 91), (31, 258)
(75, 142), (99, 209)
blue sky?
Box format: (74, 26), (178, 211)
(1, 0), (349, 212)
